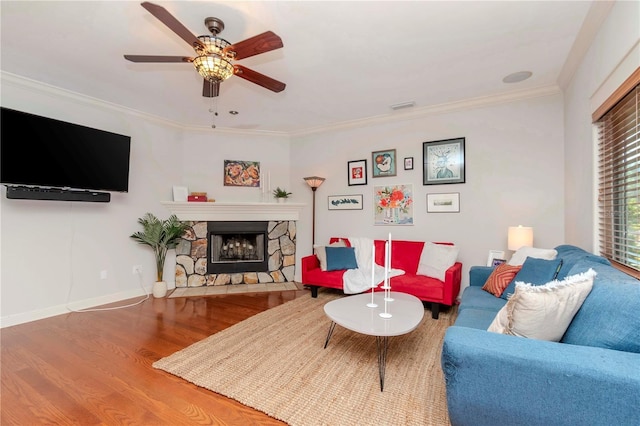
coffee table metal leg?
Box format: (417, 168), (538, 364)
(324, 321), (337, 349)
(376, 336), (388, 391)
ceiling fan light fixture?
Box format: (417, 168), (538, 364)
(196, 35), (234, 59)
(193, 54), (234, 82)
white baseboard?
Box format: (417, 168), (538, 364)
(0, 287), (153, 328)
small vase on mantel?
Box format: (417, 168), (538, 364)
(277, 197), (286, 203)
(152, 281), (168, 298)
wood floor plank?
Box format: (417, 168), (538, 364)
(1, 288), (309, 425)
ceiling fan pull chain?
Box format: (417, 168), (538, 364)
(209, 83), (219, 129)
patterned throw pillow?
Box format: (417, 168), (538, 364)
(482, 264), (523, 297)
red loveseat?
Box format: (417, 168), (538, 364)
(301, 238), (462, 319)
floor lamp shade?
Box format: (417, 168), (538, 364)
(508, 225), (533, 250)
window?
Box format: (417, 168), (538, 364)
(594, 70), (640, 275)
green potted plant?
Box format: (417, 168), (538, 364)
(273, 187), (292, 202)
(130, 213), (190, 297)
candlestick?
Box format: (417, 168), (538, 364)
(384, 233), (394, 301)
(367, 242), (377, 307)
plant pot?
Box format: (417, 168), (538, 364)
(277, 197), (287, 203)
(152, 281), (168, 298)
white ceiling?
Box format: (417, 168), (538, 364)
(1, 1), (603, 134)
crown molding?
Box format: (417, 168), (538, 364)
(288, 85), (562, 138)
(2, 71), (560, 138)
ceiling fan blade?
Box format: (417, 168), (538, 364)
(141, 2), (204, 50)
(225, 31), (283, 60)
(233, 65), (286, 93)
(202, 79), (220, 97)
(124, 55), (192, 63)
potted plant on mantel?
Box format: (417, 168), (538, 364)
(130, 213), (190, 298)
(273, 187), (292, 203)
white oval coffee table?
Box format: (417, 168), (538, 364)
(323, 291), (425, 391)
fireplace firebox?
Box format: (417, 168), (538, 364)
(207, 221), (269, 274)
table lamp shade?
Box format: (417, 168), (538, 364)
(508, 226), (533, 250)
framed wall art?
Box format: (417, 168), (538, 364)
(423, 137), (465, 185)
(347, 159), (367, 186)
(372, 149), (397, 178)
(404, 157), (414, 170)
(426, 192), (460, 213)
(223, 160), (261, 187)
(374, 184), (414, 225)
(328, 194), (364, 210)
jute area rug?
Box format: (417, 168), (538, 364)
(153, 291), (456, 425)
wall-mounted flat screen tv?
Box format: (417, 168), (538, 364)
(0, 107), (131, 193)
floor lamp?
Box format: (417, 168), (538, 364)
(303, 176), (325, 251)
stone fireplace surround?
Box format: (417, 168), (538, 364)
(163, 202), (305, 288)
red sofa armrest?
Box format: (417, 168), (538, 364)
(442, 262), (463, 306)
(301, 255), (320, 281)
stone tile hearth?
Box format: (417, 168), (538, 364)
(168, 281), (305, 298)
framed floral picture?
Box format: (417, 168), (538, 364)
(374, 184), (414, 225)
(223, 160), (261, 187)
(347, 159), (367, 186)
(423, 137), (465, 185)
(372, 149), (397, 178)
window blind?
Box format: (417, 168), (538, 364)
(596, 83), (640, 273)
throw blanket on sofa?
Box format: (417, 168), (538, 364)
(343, 237), (405, 294)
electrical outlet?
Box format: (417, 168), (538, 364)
(132, 265), (142, 275)
(100, 270), (108, 280)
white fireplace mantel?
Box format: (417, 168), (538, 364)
(161, 201), (306, 222)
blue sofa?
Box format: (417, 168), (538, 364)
(441, 245), (640, 426)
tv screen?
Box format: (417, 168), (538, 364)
(0, 107), (131, 193)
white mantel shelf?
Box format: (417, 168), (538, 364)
(161, 201), (307, 222)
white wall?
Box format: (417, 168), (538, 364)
(563, 0), (640, 251)
(0, 76), (291, 327)
(291, 93), (566, 291)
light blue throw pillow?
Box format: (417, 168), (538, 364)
(325, 246), (358, 271)
(500, 257), (563, 300)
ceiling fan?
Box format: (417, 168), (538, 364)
(124, 2), (286, 98)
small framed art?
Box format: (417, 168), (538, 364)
(347, 160), (367, 186)
(423, 137), (465, 185)
(426, 192), (460, 213)
(372, 149), (397, 178)
(172, 186), (188, 202)
(404, 157), (414, 170)
(487, 250), (506, 267)
(328, 194), (364, 210)
(492, 258), (507, 267)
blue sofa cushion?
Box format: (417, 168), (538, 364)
(561, 258), (640, 353)
(325, 246), (358, 271)
(454, 307), (499, 330)
(460, 286), (506, 313)
(500, 257), (563, 300)
(554, 244), (611, 280)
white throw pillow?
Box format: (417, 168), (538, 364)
(314, 240), (347, 271)
(487, 268), (596, 341)
(417, 242), (459, 281)
(508, 246), (558, 266)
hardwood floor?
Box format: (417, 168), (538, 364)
(1, 287), (311, 425)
